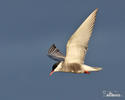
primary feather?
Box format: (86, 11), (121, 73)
(48, 44), (65, 61)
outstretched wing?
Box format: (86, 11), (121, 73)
(48, 44), (65, 61)
(65, 8), (98, 64)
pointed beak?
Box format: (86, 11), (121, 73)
(49, 71), (54, 76)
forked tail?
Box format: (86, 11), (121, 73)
(83, 64), (102, 72)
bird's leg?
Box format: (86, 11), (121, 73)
(84, 71), (90, 74)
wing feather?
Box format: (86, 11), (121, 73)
(48, 44), (65, 61)
(65, 8), (98, 64)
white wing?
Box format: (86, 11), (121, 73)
(65, 8), (98, 64)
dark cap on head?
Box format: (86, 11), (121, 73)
(52, 62), (60, 71)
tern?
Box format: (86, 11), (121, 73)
(48, 8), (102, 76)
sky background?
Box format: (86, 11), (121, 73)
(0, 0), (125, 100)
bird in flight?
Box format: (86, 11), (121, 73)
(48, 8), (102, 76)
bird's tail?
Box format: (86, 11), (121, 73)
(83, 64), (102, 72)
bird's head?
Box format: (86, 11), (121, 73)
(49, 62), (60, 76)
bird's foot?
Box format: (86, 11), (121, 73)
(84, 71), (90, 74)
